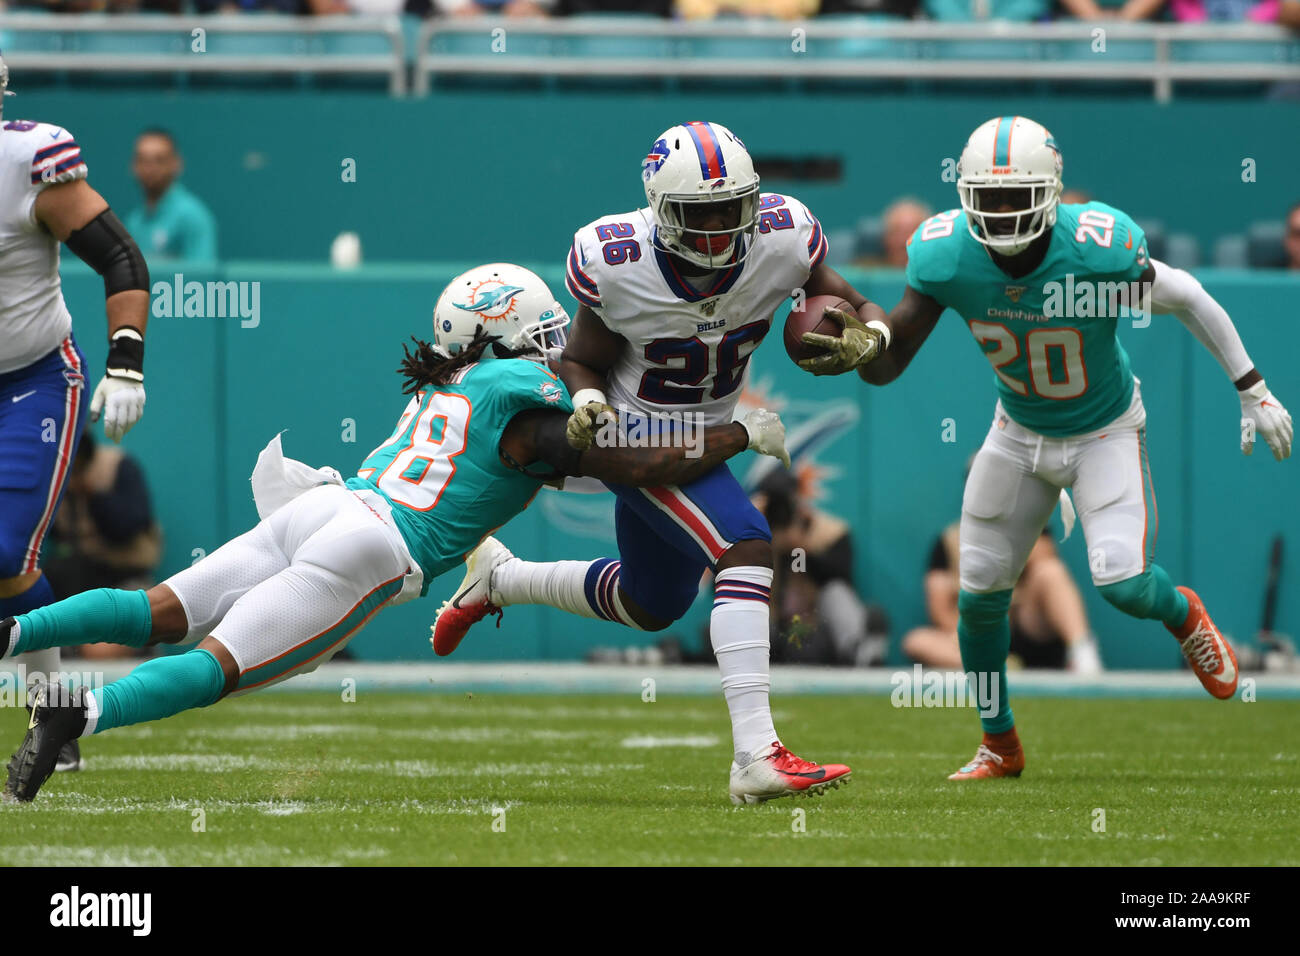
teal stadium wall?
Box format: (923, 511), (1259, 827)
(28, 88), (1300, 666)
(58, 263), (1300, 669)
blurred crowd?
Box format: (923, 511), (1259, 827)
(4, 0), (1299, 24)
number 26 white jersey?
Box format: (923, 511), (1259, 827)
(0, 120), (89, 375)
(565, 192), (828, 426)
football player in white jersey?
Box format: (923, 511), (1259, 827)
(0, 56), (151, 772)
(434, 120), (890, 804)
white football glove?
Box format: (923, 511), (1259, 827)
(89, 374), (146, 444)
(1240, 380), (1293, 460)
(566, 389), (617, 451)
(739, 407), (791, 468)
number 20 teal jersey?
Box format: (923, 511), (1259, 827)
(905, 201), (1150, 437)
(345, 358), (573, 590)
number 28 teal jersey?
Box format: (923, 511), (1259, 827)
(905, 201), (1150, 437)
(345, 358), (573, 590)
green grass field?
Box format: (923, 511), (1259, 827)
(2, 691), (1296, 866)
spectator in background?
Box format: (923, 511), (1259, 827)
(678, 0), (819, 18)
(882, 197), (931, 268)
(1057, 0), (1165, 20)
(820, 0), (920, 16)
(43, 431), (162, 661)
(1285, 201), (1300, 270)
(753, 469), (888, 666)
(853, 197), (931, 268)
(417, 0), (553, 14)
(555, 0), (672, 12)
(1168, 0), (1283, 19)
(903, 523), (1104, 674)
(125, 129), (218, 264)
(193, 0), (303, 10)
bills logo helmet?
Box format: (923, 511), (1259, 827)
(641, 120), (761, 270)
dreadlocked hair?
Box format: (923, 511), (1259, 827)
(397, 325), (536, 394)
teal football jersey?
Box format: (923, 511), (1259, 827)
(906, 201), (1150, 437)
(346, 359), (573, 590)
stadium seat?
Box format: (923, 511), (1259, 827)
(431, 30), (553, 59)
(855, 215), (884, 261)
(1213, 234), (1249, 269)
(1246, 220), (1288, 269)
(813, 13), (917, 60)
(1173, 40), (1300, 65)
(825, 228), (859, 267)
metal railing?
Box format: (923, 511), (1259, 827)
(0, 13), (408, 95)
(2, 15), (1298, 102)
(414, 19), (1300, 102)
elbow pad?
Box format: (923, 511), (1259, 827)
(64, 209), (150, 298)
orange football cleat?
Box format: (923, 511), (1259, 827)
(948, 731), (1025, 781)
(1167, 586), (1238, 700)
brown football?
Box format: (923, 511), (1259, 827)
(784, 295), (853, 364)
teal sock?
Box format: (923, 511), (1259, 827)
(957, 588), (1015, 734)
(1097, 565), (1189, 628)
(91, 649), (225, 734)
(11, 588), (153, 656)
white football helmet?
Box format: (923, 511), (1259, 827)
(957, 116), (1063, 256)
(0, 54), (12, 121)
(642, 120), (761, 270)
(432, 263), (569, 364)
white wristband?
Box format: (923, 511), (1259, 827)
(866, 320), (892, 350)
(571, 388), (608, 409)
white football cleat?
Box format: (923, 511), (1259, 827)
(728, 741), (852, 805)
(430, 536), (513, 657)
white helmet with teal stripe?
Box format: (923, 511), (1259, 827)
(957, 116), (1063, 256)
(432, 262), (569, 364)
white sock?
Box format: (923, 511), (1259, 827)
(16, 647), (61, 686)
(711, 567), (777, 759)
(1, 618), (18, 658)
(492, 557), (642, 628)
(1068, 634), (1103, 675)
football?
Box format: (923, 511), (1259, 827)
(784, 295), (853, 364)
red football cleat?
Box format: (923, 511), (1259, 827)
(729, 742), (852, 805)
(1167, 586), (1239, 700)
(430, 537), (511, 657)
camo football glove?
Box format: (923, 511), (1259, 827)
(565, 389), (618, 451)
(798, 309), (891, 377)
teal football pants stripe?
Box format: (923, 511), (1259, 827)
(235, 575), (403, 693)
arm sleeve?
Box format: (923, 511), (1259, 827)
(1147, 258), (1254, 382)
